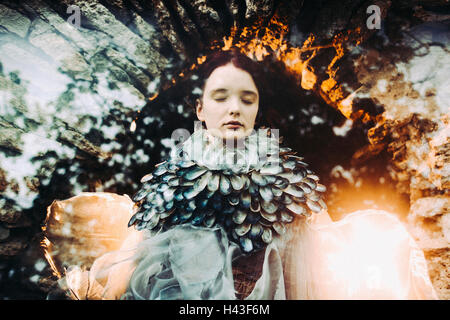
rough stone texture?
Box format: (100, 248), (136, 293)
(187, 0), (223, 42)
(347, 15), (450, 298)
(0, 4), (31, 38)
(425, 248), (450, 300)
(245, 0), (274, 20)
(0, 196), (22, 224)
(409, 196), (449, 249)
(60, 0), (167, 74)
(0, 117), (24, 153)
(151, 0), (188, 59)
(28, 19), (91, 80)
(0, 225), (10, 240)
(0, 237), (28, 256)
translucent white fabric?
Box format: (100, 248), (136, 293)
(59, 224), (287, 300)
(56, 204), (438, 300)
(283, 210), (439, 300)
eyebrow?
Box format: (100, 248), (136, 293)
(210, 89), (228, 95)
(241, 91), (257, 97)
(210, 89), (257, 96)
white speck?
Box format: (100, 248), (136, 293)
(69, 176), (77, 185)
(161, 138), (175, 149)
(192, 87), (202, 95)
(34, 259), (47, 272)
(65, 203), (74, 214)
(311, 115), (325, 125)
(134, 148), (149, 162)
(147, 78), (160, 94)
(330, 165), (355, 185)
(101, 125), (122, 140)
(61, 222), (71, 236)
(333, 119), (353, 137)
(144, 139), (155, 148)
(111, 153), (124, 164)
(29, 274), (40, 283)
(377, 79), (388, 93)
(87, 219), (97, 227)
(143, 116), (154, 125)
(8, 269), (14, 278)
(123, 154), (132, 166)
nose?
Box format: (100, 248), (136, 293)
(228, 96), (242, 115)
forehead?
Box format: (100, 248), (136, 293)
(203, 63), (258, 93)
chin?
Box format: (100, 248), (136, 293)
(223, 128), (250, 140)
(206, 127), (253, 140)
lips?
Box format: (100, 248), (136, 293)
(224, 121), (243, 127)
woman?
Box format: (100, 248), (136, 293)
(46, 49), (438, 300)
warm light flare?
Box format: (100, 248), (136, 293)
(41, 193), (137, 282)
(213, 14), (368, 122)
(197, 55), (206, 65)
(301, 66), (317, 90)
(320, 212), (411, 298)
(40, 237), (62, 278)
(338, 93), (355, 119)
(149, 93), (158, 101)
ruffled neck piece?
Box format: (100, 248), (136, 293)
(172, 128), (281, 173)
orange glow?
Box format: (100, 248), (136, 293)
(315, 211), (413, 298)
(42, 193), (137, 280)
(222, 35), (233, 51)
(197, 55), (206, 65)
(210, 13), (368, 122)
(41, 204), (62, 278)
(149, 93), (158, 101)
(41, 236), (61, 278)
(143, 13), (370, 123)
(337, 92), (355, 119)
(301, 66), (317, 90)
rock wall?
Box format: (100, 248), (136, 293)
(0, 0), (448, 299)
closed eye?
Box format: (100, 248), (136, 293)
(241, 91), (257, 105)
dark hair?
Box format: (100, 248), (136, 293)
(196, 48), (266, 126)
(198, 48), (263, 91)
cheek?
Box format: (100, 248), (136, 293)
(246, 104), (259, 121)
(201, 101), (227, 125)
(204, 100), (227, 117)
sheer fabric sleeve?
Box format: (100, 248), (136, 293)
(282, 209), (439, 300)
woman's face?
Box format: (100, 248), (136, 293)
(196, 63), (259, 140)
